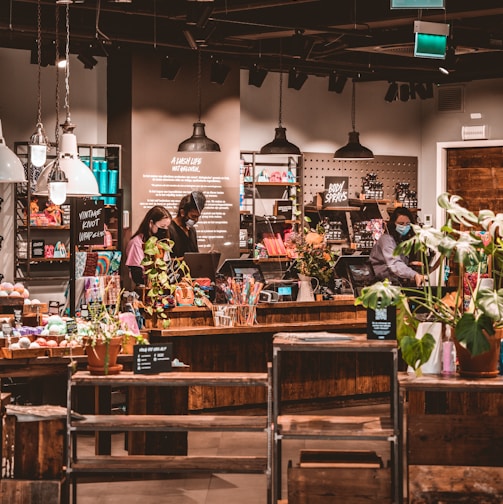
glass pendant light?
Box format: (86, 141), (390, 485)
(334, 80), (374, 160)
(0, 119), (27, 183)
(178, 48), (220, 152)
(36, 3), (99, 199)
(260, 61), (300, 155)
(29, 0), (50, 168)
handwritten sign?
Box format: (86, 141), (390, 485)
(76, 199), (105, 246)
(133, 343), (173, 374)
(323, 176), (349, 207)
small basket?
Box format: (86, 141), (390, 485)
(236, 304), (257, 326)
(212, 305), (237, 327)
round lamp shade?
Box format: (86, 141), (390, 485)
(0, 119), (26, 183)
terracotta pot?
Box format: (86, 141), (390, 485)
(85, 336), (123, 375)
(453, 328), (502, 378)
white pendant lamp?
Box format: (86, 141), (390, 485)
(35, 3), (99, 199)
(0, 119), (27, 183)
(29, 0), (50, 168)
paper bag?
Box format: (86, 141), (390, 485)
(408, 321), (443, 374)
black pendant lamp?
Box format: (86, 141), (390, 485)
(260, 71), (301, 155)
(334, 80), (374, 160)
(178, 48), (220, 152)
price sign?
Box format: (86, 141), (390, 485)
(367, 306), (396, 340)
(133, 343), (173, 374)
(66, 318), (78, 336)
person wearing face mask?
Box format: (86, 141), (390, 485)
(369, 206), (426, 287)
(125, 205), (172, 287)
(168, 191), (206, 258)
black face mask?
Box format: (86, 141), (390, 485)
(155, 228), (169, 240)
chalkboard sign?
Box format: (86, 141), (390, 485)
(66, 318), (78, 336)
(367, 306), (396, 340)
(323, 176), (349, 207)
(133, 343), (173, 374)
(75, 199), (105, 246)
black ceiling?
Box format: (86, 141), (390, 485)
(1, 0), (503, 84)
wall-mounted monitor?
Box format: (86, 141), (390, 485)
(414, 20), (449, 59)
(391, 0), (444, 8)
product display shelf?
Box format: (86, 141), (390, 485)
(66, 365), (273, 504)
(272, 333), (401, 504)
(240, 151), (303, 256)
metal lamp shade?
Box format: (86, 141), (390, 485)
(178, 122), (221, 152)
(0, 120), (26, 183)
(35, 132), (100, 197)
(334, 131), (374, 160)
(260, 126), (301, 155)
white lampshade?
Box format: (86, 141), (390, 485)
(35, 132), (100, 197)
(0, 119), (27, 183)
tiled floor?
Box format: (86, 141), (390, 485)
(74, 403), (390, 504)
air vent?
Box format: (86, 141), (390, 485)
(437, 86), (464, 112)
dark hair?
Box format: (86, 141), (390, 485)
(178, 191), (206, 216)
(388, 207), (416, 242)
(132, 205), (172, 239)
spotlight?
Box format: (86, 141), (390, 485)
(248, 63), (268, 88)
(186, 0), (214, 28)
(399, 83), (410, 102)
(77, 50), (98, 70)
(161, 55), (181, 80)
(210, 57), (230, 84)
(409, 82), (416, 100)
(328, 73), (347, 93)
(31, 41), (56, 67)
(384, 82), (398, 102)
(414, 82), (434, 100)
(288, 68), (308, 90)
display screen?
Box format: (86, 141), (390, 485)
(234, 267), (263, 283)
(414, 33), (447, 59)
(391, 0), (444, 8)
(348, 263), (374, 285)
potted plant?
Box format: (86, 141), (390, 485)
(355, 192), (503, 377)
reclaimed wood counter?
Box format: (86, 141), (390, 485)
(146, 298), (393, 412)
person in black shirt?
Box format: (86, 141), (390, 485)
(168, 191), (206, 258)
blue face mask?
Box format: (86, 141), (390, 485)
(395, 223), (411, 237)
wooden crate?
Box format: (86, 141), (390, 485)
(0, 479), (61, 504)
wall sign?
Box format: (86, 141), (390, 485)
(31, 239), (45, 258)
(133, 343), (173, 374)
(323, 176), (349, 207)
(75, 199), (105, 246)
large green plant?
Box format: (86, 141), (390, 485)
(356, 192), (503, 371)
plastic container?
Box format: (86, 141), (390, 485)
(211, 305), (237, 327)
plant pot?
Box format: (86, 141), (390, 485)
(453, 328), (502, 378)
(85, 336), (123, 375)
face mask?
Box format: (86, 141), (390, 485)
(155, 228), (169, 240)
(396, 223), (411, 237)
(185, 219), (196, 229)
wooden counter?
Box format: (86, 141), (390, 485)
(147, 298), (391, 412)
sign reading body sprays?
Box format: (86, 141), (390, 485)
(134, 153), (239, 261)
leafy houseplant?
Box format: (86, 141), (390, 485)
(355, 192), (503, 375)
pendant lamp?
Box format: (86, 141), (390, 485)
(260, 71), (301, 155)
(29, 0), (50, 168)
(35, 3), (99, 199)
(0, 119), (27, 183)
(334, 80), (374, 160)
(178, 48), (220, 152)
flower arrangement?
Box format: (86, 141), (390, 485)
(288, 226), (338, 286)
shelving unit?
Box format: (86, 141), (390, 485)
(240, 151), (303, 258)
(66, 366), (273, 504)
(272, 333), (400, 503)
(13, 143), (122, 314)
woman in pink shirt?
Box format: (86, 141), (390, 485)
(125, 205), (172, 287)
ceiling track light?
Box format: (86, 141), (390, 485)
(161, 55), (181, 80)
(210, 56), (230, 85)
(335, 80), (374, 160)
(77, 50), (98, 70)
(248, 63), (268, 88)
(399, 83), (410, 102)
(288, 68), (308, 90)
(178, 48), (220, 152)
(384, 82), (398, 102)
(328, 73), (347, 93)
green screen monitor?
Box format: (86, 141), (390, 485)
(391, 0), (444, 8)
(414, 21), (449, 59)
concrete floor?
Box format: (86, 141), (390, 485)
(74, 404), (391, 504)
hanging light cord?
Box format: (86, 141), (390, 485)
(351, 80), (356, 132)
(35, 0), (42, 127)
(197, 47), (202, 122)
(64, 3), (71, 126)
(54, 5), (60, 159)
(278, 71), (283, 127)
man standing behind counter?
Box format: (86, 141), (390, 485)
(168, 191), (206, 258)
